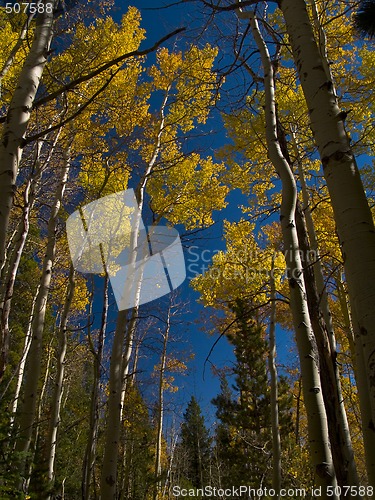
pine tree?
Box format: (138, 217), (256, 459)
(179, 396), (211, 490)
(212, 300), (294, 489)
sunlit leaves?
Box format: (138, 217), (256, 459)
(192, 220), (285, 308)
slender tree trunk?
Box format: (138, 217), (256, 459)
(295, 201), (359, 490)
(120, 307), (140, 420)
(26, 337), (53, 495)
(117, 322), (146, 500)
(14, 153), (70, 484)
(280, 0), (375, 457)
(290, 130), (335, 349)
(0, 142), (44, 380)
(101, 309), (129, 499)
(0, 0), (56, 271)
(336, 275), (357, 367)
(279, 115), (358, 487)
(0, 11), (36, 88)
(100, 89), (170, 499)
(163, 432), (178, 499)
(244, 9), (337, 495)
(45, 264), (76, 497)
(338, 277), (375, 483)
(9, 286), (39, 427)
(295, 375), (302, 445)
(82, 273), (108, 500)
(154, 307), (171, 500)
(268, 255), (281, 497)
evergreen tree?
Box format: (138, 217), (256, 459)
(212, 301), (294, 490)
(179, 396), (211, 490)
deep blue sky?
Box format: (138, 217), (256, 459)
(96, 0), (297, 424)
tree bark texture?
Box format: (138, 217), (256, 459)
(280, 0), (375, 459)
(15, 153), (70, 483)
(246, 9), (338, 495)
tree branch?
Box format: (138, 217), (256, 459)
(201, 0), (277, 12)
(23, 68), (120, 145)
(0, 27), (185, 123)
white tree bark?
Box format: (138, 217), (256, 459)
(9, 286), (39, 427)
(280, 0), (375, 451)
(82, 273), (108, 500)
(154, 306), (171, 500)
(295, 201), (359, 490)
(244, 9), (337, 495)
(45, 263), (76, 495)
(100, 89), (170, 499)
(0, 0), (56, 272)
(14, 151), (70, 482)
(268, 256), (281, 497)
(0, 141), (45, 380)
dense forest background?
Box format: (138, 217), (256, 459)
(0, 0), (375, 498)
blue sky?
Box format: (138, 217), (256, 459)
(92, 0), (298, 424)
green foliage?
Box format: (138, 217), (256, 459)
(118, 383), (155, 500)
(212, 301), (295, 489)
(178, 396), (212, 490)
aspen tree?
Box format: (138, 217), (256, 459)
(14, 149), (70, 486)
(82, 275), (108, 500)
(0, 0), (57, 272)
(279, 0), (375, 449)
(0, 132), (61, 379)
(243, 9), (337, 494)
(100, 44), (225, 497)
(45, 264), (76, 497)
(201, 0), (375, 477)
(153, 305), (171, 500)
(269, 254), (281, 496)
(100, 89), (171, 499)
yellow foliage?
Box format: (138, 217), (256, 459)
(192, 220), (286, 308)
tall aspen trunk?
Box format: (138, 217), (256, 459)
(279, 118), (357, 486)
(9, 286), (39, 426)
(118, 324), (145, 500)
(338, 278), (375, 483)
(268, 256), (281, 496)
(280, 0), (375, 457)
(14, 154), (70, 484)
(45, 264), (76, 497)
(0, 0), (56, 271)
(245, 10), (337, 495)
(100, 89), (170, 499)
(154, 307), (171, 500)
(82, 274), (108, 500)
(120, 307), (140, 419)
(0, 142), (44, 380)
(290, 130), (335, 348)
(295, 202), (359, 490)
(163, 432), (178, 498)
(336, 276), (357, 367)
(26, 338), (53, 496)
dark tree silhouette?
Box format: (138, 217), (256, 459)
(354, 0), (375, 38)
